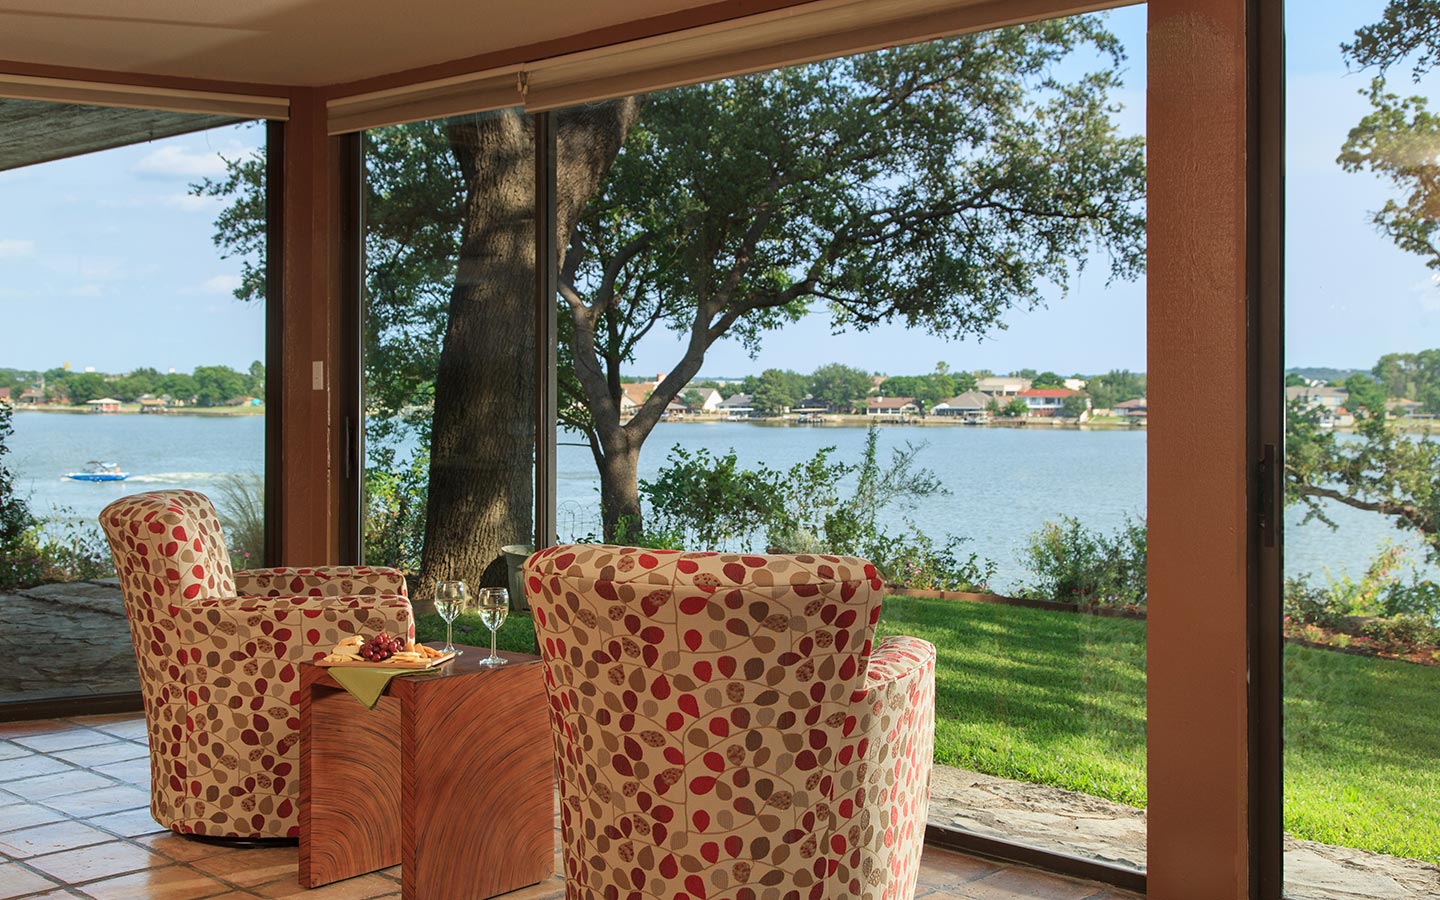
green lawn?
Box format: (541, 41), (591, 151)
(877, 596), (1440, 864)
(420, 597), (1440, 863)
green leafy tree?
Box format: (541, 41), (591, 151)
(63, 372), (107, 405)
(1086, 369), (1146, 408)
(160, 373), (197, 402)
(248, 360), (266, 401)
(1285, 372), (1310, 388)
(203, 14), (1145, 579)
(1344, 372), (1389, 416)
(1004, 397), (1030, 418)
(951, 370), (979, 393)
(192, 365), (247, 407)
(1032, 370), (1066, 389)
(1369, 350), (1440, 412)
(751, 369), (807, 415)
(1340, 3), (1440, 332)
(879, 373), (956, 411)
(809, 363), (873, 411)
(1287, 399), (1439, 562)
(1060, 394), (1090, 418)
(557, 19), (1144, 537)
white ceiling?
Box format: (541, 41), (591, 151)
(0, 0), (724, 87)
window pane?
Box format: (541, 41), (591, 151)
(1283, 4), (1440, 897)
(0, 115), (267, 707)
(553, 6), (1148, 872)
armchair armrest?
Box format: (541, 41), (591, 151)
(847, 635), (935, 895)
(235, 566), (408, 600)
(173, 593), (415, 662)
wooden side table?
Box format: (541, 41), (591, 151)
(299, 646), (554, 900)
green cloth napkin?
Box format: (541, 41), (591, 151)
(328, 664), (442, 709)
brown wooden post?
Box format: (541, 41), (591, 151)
(276, 88), (347, 565)
(1147, 0), (1265, 898)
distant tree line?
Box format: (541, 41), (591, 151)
(0, 362), (265, 408)
(619, 362), (1148, 416)
(1285, 349), (1440, 415)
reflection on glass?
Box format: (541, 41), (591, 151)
(1282, 3), (1440, 897)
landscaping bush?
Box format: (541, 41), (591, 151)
(1020, 514), (1147, 607)
(0, 405), (112, 589)
(639, 426), (993, 590)
(363, 442), (430, 572)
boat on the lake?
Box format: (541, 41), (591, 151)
(65, 461), (129, 482)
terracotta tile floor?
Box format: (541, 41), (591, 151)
(0, 714), (1141, 900)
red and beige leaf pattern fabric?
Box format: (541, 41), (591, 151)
(235, 565), (408, 599)
(100, 489), (414, 839)
(525, 544), (936, 900)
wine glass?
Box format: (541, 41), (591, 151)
(434, 580), (468, 656)
(475, 587), (509, 666)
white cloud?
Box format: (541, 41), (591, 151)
(201, 275), (242, 294)
(164, 193), (220, 212)
(131, 145), (230, 179)
(0, 239), (36, 259)
(1411, 275), (1440, 312)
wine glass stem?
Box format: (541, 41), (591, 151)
(490, 628), (497, 659)
(446, 620), (454, 650)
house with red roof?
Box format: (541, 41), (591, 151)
(1018, 387), (1088, 417)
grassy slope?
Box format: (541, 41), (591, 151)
(421, 597), (1440, 862)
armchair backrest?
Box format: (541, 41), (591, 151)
(524, 544), (887, 895)
(100, 489), (236, 617)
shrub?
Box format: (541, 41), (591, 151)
(1020, 514), (1147, 607)
(1284, 545), (1439, 629)
(364, 442), (430, 571)
(638, 425), (993, 589)
(1, 512), (113, 589)
(0, 404), (35, 559)
(214, 473), (264, 568)
(1359, 615), (1440, 655)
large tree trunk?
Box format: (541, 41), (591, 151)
(416, 102), (642, 613)
(597, 434), (643, 540)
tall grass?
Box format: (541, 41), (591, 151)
(214, 473), (264, 568)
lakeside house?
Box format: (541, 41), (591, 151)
(1114, 397), (1148, 419)
(719, 392), (755, 419)
(688, 387), (723, 414)
(1286, 385), (1353, 427)
(1018, 387), (1086, 417)
(792, 396), (832, 416)
(1063, 377), (1088, 392)
(931, 391), (991, 423)
(866, 396), (919, 417)
(1387, 397), (1430, 419)
(85, 397), (121, 413)
(976, 376), (1032, 398)
(17, 387), (48, 405)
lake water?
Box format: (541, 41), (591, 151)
(8, 411), (1434, 591)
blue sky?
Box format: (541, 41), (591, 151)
(0, 1), (1435, 378)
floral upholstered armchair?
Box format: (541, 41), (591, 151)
(524, 544), (936, 900)
(99, 490), (413, 839)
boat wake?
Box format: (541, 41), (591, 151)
(125, 472), (238, 484)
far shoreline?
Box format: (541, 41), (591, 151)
(10, 404), (264, 418)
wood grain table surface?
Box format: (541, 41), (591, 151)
(300, 644), (554, 900)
